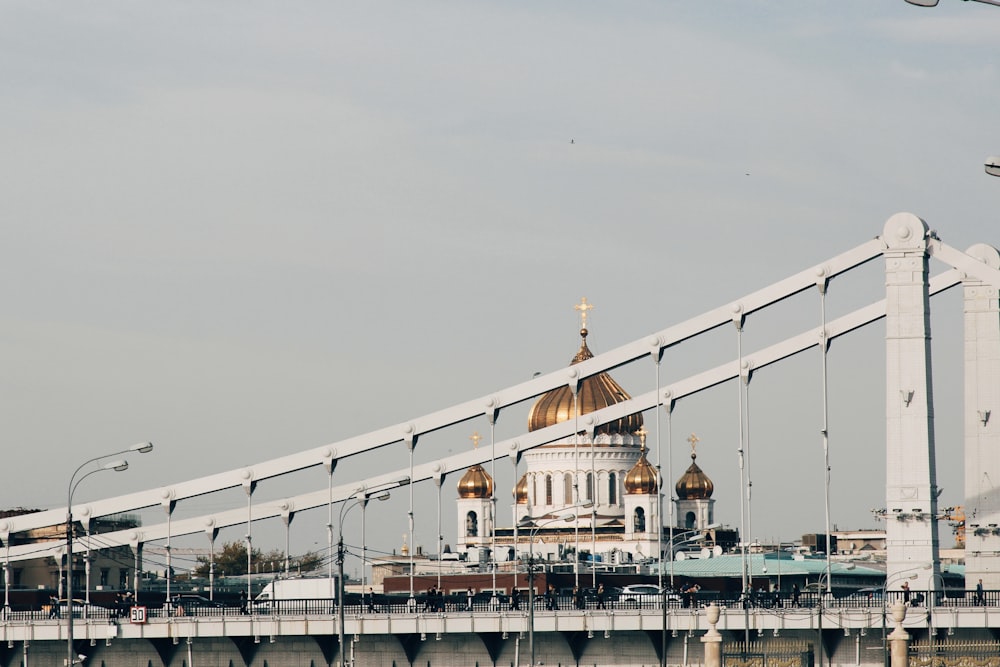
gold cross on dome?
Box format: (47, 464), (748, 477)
(470, 431), (482, 449)
(574, 297), (594, 330)
(634, 427), (647, 448)
(687, 433), (700, 453)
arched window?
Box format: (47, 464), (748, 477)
(545, 475), (553, 505)
(466, 511), (478, 537)
(634, 507), (646, 533)
(685, 512), (696, 530)
(563, 473), (573, 504)
(585, 472), (594, 502)
(608, 473), (618, 505)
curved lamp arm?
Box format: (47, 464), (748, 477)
(906, 0), (1000, 7)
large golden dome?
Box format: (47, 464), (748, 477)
(676, 450), (713, 500)
(624, 444), (659, 495)
(527, 328), (644, 436)
(457, 464), (493, 499)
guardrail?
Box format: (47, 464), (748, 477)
(3, 589), (998, 622)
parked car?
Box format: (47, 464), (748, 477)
(55, 599), (88, 618)
(617, 585), (681, 608)
(170, 594), (226, 616)
(582, 586), (622, 604)
(842, 588), (883, 606)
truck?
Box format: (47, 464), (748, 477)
(252, 576), (340, 614)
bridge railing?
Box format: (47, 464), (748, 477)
(4, 589), (1000, 622)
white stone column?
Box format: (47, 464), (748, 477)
(882, 213), (941, 591)
(701, 603), (723, 667)
(963, 244), (1000, 589)
(888, 602), (911, 667)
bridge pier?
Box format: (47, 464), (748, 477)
(882, 213), (942, 592)
(963, 243), (1000, 590)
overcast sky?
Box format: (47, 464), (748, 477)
(2, 1), (998, 573)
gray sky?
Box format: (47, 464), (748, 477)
(2, 1), (998, 572)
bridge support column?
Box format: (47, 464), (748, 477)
(701, 603), (722, 667)
(963, 244), (1000, 590)
(882, 213), (941, 592)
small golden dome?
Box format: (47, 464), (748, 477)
(457, 464), (493, 499)
(527, 329), (644, 436)
(676, 450), (713, 500)
(514, 474), (528, 505)
(624, 444), (659, 495)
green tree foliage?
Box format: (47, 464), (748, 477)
(194, 541), (323, 577)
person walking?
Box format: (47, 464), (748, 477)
(791, 583), (801, 608)
(572, 586), (584, 610)
(595, 583), (606, 610)
(976, 579), (985, 606)
(687, 583), (701, 609)
(902, 581), (911, 606)
(466, 587), (474, 611)
(545, 584), (558, 611)
(366, 587), (377, 613)
(772, 584), (782, 609)
(509, 588), (521, 611)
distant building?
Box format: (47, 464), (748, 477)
(452, 309), (736, 569)
(1, 507), (139, 593)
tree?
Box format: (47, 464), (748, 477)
(194, 541), (323, 577)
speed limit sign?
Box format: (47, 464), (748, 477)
(130, 606), (148, 624)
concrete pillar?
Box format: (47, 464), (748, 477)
(888, 602), (910, 667)
(701, 603), (723, 667)
(882, 213), (941, 591)
(962, 244), (1000, 589)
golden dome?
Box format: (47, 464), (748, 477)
(527, 328), (644, 436)
(624, 445), (659, 495)
(457, 464), (493, 499)
(676, 450), (713, 500)
(514, 474), (528, 505)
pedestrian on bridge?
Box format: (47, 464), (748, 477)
(546, 585), (558, 611)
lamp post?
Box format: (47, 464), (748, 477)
(66, 442), (153, 667)
(816, 572), (831, 667)
(518, 507), (589, 667)
(337, 492), (390, 667)
(665, 524), (721, 589)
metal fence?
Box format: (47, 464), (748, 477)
(908, 639), (1000, 667)
(723, 640), (813, 667)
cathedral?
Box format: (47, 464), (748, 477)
(454, 301), (717, 567)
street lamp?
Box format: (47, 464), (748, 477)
(906, 0), (1000, 6)
(665, 524), (721, 589)
(986, 156), (1000, 178)
(518, 507), (590, 667)
(337, 491), (390, 667)
(66, 442), (153, 667)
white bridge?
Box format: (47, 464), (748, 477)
(2, 212), (1000, 667)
